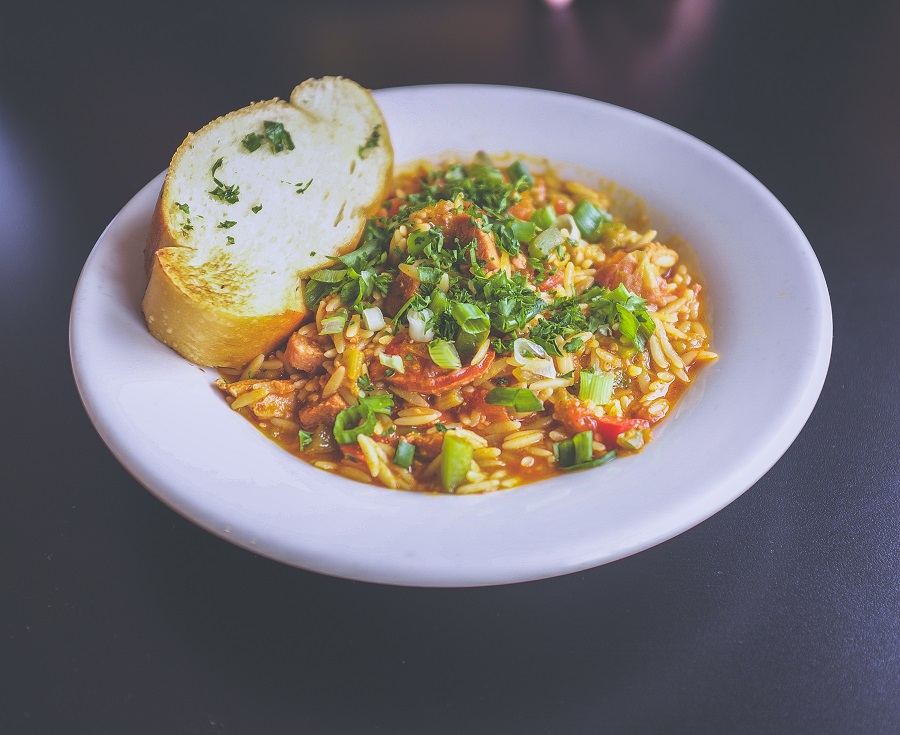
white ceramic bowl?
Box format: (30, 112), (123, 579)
(70, 85), (832, 586)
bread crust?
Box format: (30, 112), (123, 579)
(141, 78), (392, 368)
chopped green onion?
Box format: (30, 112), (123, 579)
(528, 226), (566, 259)
(393, 440), (416, 469)
(319, 309), (347, 335)
(617, 429), (645, 451)
(579, 371), (615, 404)
(359, 393), (394, 415)
(558, 449), (617, 471)
(510, 219), (536, 243)
(379, 352), (405, 374)
(440, 434), (473, 492)
(512, 337), (547, 365)
(298, 430), (313, 450)
(456, 328), (488, 361)
(407, 309), (434, 342)
(362, 306), (385, 331)
(450, 302), (490, 335)
(530, 205), (556, 230)
(506, 160), (534, 187)
(484, 387), (544, 413)
(429, 289), (449, 317)
(571, 199), (612, 242)
(309, 268), (348, 283)
(572, 430), (593, 463)
(553, 429), (593, 467)
(332, 404), (376, 444)
(428, 339), (462, 370)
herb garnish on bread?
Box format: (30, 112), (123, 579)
(142, 77), (393, 368)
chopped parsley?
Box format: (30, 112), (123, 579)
(218, 220), (237, 229)
(174, 202), (193, 233)
(356, 375), (374, 392)
(226, 236), (235, 245)
(251, 204), (263, 214)
(295, 179), (313, 194)
(298, 430), (313, 450)
(358, 124), (381, 158)
(264, 121), (295, 152)
(209, 157), (239, 204)
(242, 132), (265, 152)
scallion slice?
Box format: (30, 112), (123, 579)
(319, 309), (347, 335)
(428, 339), (462, 370)
(440, 434), (473, 492)
(506, 159), (534, 187)
(429, 289), (449, 317)
(450, 302), (490, 335)
(393, 439), (415, 469)
(579, 371), (615, 404)
(528, 226), (566, 259)
(484, 387), (544, 413)
(571, 199), (612, 242)
(512, 338), (547, 365)
(553, 429), (593, 467)
(558, 449), (617, 472)
(379, 352), (405, 374)
(362, 306), (385, 331)
(510, 219), (536, 243)
(456, 328), (489, 362)
(530, 205), (556, 230)
(572, 430), (593, 463)
(407, 309), (434, 342)
(332, 404), (376, 444)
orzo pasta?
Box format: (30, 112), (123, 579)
(216, 155), (717, 493)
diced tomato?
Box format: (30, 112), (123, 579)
(552, 197), (569, 215)
(553, 391), (649, 444)
(591, 416), (650, 446)
(508, 200), (535, 221)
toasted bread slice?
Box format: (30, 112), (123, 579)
(142, 77), (393, 367)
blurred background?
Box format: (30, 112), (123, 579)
(2, 1), (898, 733)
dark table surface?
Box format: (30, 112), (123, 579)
(3, 0), (898, 732)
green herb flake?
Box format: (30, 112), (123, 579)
(295, 179), (313, 194)
(218, 220), (237, 229)
(357, 375), (374, 392)
(434, 423), (448, 433)
(209, 157), (240, 204)
(298, 430), (313, 450)
(251, 204), (263, 214)
(242, 132), (265, 152)
(263, 121), (295, 152)
(358, 124), (381, 158)
(226, 236), (235, 245)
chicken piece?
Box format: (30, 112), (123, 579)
(221, 379), (297, 420)
(284, 331), (326, 373)
(510, 252), (528, 271)
(468, 388), (511, 426)
(297, 393), (348, 429)
(594, 249), (669, 305)
(382, 271), (420, 317)
(406, 432), (445, 460)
